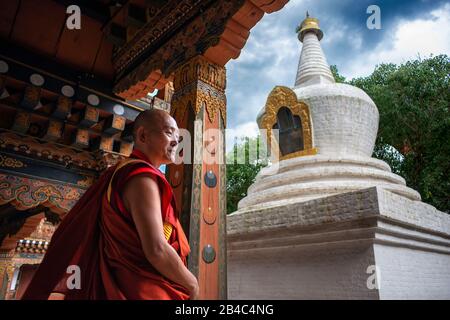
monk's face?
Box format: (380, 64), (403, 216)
(145, 114), (180, 165)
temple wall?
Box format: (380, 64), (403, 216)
(228, 187), (450, 300)
(228, 242), (379, 299)
(374, 244), (450, 299)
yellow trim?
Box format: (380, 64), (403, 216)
(277, 147), (318, 161)
(163, 222), (173, 241)
(260, 86), (317, 161)
(106, 159), (149, 203)
(106, 158), (173, 241)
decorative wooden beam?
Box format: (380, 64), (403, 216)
(0, 50), (143, 121)
(71, 129), (90, 149)
(113, 0), (288, 99)
(119, 140), (133, 156)
(95, 152), (127, 171)
(43, 120), (64, 142)
(0, 173), (84, 215)
(0, 130), (98, 170)
(52, 96), (72, 120)
(11, 111), (31, 134)
(103, 114), (126, 135)
(79, 106), (99, 128)
(91, 136), (114, 152)
(20, 86), (41, 110)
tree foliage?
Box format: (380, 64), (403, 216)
(349, 55), (450, 212)
(226, 137), (268, 214)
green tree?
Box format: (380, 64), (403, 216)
(226, 136), (268, 214)
(330, 64), (346, 83)
(349, 55), (450, 212)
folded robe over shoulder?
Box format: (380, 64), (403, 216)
(21, 150), (190, 300)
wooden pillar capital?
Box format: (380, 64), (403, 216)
(171, 56), (227, 128)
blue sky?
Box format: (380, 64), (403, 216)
(225, 0), (450, 150)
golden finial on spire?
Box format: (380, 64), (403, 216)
(296, 11), (323, 42)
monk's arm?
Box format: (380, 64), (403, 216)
(122, 175), (199, 299)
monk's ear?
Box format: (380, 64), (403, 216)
(136, 126), (147, 144)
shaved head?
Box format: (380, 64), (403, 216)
(131, 108), (179, 166)
(132, 109), (172, 141)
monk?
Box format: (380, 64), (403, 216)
(22, 109), (199, 300)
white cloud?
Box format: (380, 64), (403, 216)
(226, 1), (301, 129)
(225, 121), (259, 152)
(343, 3), (450, 79)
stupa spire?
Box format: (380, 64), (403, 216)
(294, 12), (335, 87)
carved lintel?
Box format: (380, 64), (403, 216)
(0, 174), (83, 214)
(0, 131), (97, 169)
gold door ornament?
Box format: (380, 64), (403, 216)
(259, 86), (317, 161)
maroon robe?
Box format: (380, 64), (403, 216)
(22, 149), (190, 300)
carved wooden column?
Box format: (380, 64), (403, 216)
(167, 55), (227, 299)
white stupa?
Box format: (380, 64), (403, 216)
(238, 12), (420, 210)
(227, 13), (450, 300)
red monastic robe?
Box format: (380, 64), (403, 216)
(22, 150), (190, 300)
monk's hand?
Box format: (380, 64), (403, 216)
(188, 279), (200, 300)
